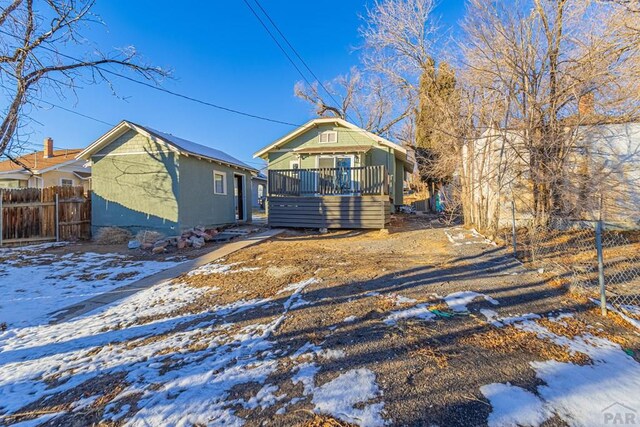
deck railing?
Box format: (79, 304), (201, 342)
(268, 165), (389, 197)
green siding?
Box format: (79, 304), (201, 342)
(268, 124), (384, 170)
(91, 130), (180, 234)
(178, 155), (253, 228)
(394, 157), (404, 206)
(91, 129), (253, 234)
(265, 122), (406, 212)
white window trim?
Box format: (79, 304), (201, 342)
(314, 154), (355, 168)
(318, 130), (338, 143)
(312, 154), (358, 196)
(213, 170), (227, 195)
(290, 159), (300, 169)
(60, 178), (74, 187)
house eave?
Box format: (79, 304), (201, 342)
(79, 120), (258, 175)
(253, 117), (409, 160)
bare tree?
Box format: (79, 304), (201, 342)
(0, 0), (168, 158)
(455, 0), (640, 231)
(294, 68), (413, 138)
(295, 0), (439, 142)
(360, 0), (438, 88)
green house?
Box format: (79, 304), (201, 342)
(78, 121), (257, 235)
(254, 118), (415, 229)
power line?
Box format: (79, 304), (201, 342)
(250, 0), (344, 114)
(241, 0), (373, 151)
(39, 99), (116, 127)
(241, 0), (314, 89)
(0, 28), (300, 127)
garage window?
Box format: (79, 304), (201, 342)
(214, 171), (226, 195)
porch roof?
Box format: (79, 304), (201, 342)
(293, 145), (372, 155)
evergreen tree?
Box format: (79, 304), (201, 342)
(415, 60), (459, 183)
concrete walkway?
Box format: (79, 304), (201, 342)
(49, 228), (285, 324)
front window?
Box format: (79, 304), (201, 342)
(60, 178), (73, 187)
(319, 131), (337, 143)
(214, 171), (226, 195)
(0, 179), (27, 188)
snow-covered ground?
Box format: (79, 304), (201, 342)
(480, 314), (640, 427)
(0, 262), (387, 426)
(0, 244), (182, 328)
(1, 234), (639, 426)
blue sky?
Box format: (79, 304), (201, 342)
(24, 0), (466, 167)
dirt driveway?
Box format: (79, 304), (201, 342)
(1, 216), (638, 426)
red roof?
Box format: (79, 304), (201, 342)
(0, 149), (82, 173)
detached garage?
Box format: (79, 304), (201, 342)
(78, 120), (257, 235)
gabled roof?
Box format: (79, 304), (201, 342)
(0, 149), (83, 175)
(253, 117), (414, 171)
(78, 120), (258, 174)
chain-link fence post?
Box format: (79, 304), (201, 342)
(595, 219), (607, 316)
(511, 201), (517, 257)
(530, 226), (536, 263)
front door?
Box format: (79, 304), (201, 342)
(316, 156), (354, 194)
(234, 175), (245, 221)
(335, 156), (352, 193)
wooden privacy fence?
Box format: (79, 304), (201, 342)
(0, 186), (91, 245)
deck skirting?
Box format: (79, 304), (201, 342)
(267, 195), (390, 229)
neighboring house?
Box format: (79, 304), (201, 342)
(251, 173), (267, 209)
(0, 138), (90, 190)
(467, 121), (640, 228)
(254, 117), (415, 229)
(77, 120), (258, 235)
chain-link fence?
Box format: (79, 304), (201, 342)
(505, 215), (640, 321)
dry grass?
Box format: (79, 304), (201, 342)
(548, 276), (570, 289)
(410, 347), (449, 369)
(537, 316), (629, 347)
(428, 302), (450, 312)
(94, 227), (132, 245)
(461, 325), (591, 365)
(301, 414), (358, 427)
(567, 288), (592, 305)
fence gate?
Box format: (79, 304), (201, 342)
(0, 186), (91, 246)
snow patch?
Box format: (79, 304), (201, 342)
(312, 369), (386, 427)
(444, 291), (499, 312)
(384, 304), (436, 325)
(481, 383), (551, 427)
(0, 251), (182, 328)
(484, 315), (640, 427)
(292, 362), (319, 396)
(186, 262), (240, 276)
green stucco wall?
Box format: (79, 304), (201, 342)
(178, 155), (252, 228)
(91, 129), (253, 235)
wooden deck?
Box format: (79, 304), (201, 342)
(267, 195), (390, 229)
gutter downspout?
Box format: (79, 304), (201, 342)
(33, 175), (44, 189)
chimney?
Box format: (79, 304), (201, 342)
(578, 92), (595, 117)
(43, 137), (53, 158)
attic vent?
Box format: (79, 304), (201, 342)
(319, 131), (337, 143)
